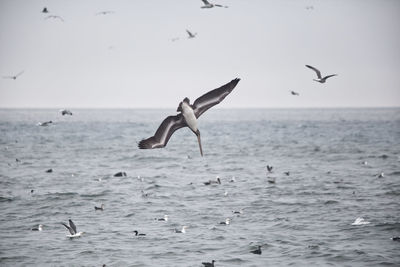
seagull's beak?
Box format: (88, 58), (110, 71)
(196, 130), (203, 157)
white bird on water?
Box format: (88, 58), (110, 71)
(62, 219), (84, 238)
(138, 78), (240, 156)
(351, 217), (370, 226)
(174, 226), (188, 233)
(31, 224), (43, 231)
(305, 65), (337, 83)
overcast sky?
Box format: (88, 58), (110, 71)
(0, 0), (399, 108)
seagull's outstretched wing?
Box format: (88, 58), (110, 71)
(15, 71), (24, 77)
(202, 0), (211, 5)
(323, 74), (337, 80)
(69, 220), (77, 234)
(138, 115), (187, 149)
(192, 78), (240, 118)
(62, 223), (75, 235)
(305, 65), (321, 79)
(186, 30), (194, 37)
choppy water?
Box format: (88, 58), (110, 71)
(0, 108), (399, 266)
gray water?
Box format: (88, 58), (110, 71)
(0, 108), (399, 266)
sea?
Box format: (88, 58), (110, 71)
(0, 108), (399, 267)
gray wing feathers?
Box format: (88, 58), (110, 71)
(305, 65), (322, 79)
(138, 115), (186, 149)
(69, 220), (77, 234)
(62, 223), (75, 235)
(193, 78), (240, 118)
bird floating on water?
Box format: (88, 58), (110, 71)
(305, 65), (337, 83)
(31, 224), (43, 231)
(133, 230), (146, 236)
(62, 219), (84, 238)
(3, 70), (24, 80)
(186, 29), (197, 39)
(156, 215), (169, 222)
(174, 226), (188, 233)
(201, 0), (228, 8)
(60, 109), (73, 116)
(37, 121), (53, 126)
(202, 260), (216, 267)
(251, 245), (262, 254)
(46, 168), (53, 173)
(204, 176), (221, 185)
(138, 78), (240, 156)
(219, 218), (231, 225)
(42, 7), (49, 13)
(114, 171), (127, 177)
(95, 204), (104, 211)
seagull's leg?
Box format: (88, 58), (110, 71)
(196, 130), (203, 157)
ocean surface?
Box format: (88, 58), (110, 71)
(0, 108), (399, 267)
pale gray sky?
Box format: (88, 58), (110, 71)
(0, 0), (399, 108)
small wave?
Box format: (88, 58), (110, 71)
(351, 217), (370, 226)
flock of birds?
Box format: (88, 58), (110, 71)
(5, 1), (397, 266)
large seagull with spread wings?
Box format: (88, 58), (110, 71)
(138, 78), (240, 156)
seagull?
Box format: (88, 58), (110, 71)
(283, 171), (290, 176)
(138, 78), (240, 156)
(219, 218), (231, 225)
(37, 121), (53, 126)
(60, 109), (73, 116)
(45, 15), (64, 22)
(95, 11), (115, 15)
(114, 171), (127, 177)
(133, 230), (146, 236)
(267, 177), (276, 184)
(46, 168), (53, 173)
(42, 7), (49, 13)
(95, 204), (104, 211)
(156, 215), (169, 222)
(290, 90), (299, 96)
(202, 260), (216, 267)
(201, 0), (228, 8)
(376, 172), (384, 178)
(174, 226), (188, 233)
(3, 70), (24, 80)
(62, 219), (84, 238)
(232, 209), (243, 215)
(31, 224), (43, 231)
(305, 65), (337, 83)
(251, 246), (262, 254)
(171, 37), (180, 42)
(186, 29), (197, 39)
(204, 176), (221, 185)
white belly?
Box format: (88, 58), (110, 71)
(181, 103), (198, 132)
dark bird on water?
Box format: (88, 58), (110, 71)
(204, 176), (221, 185)
(42, 7), (49, 13)
(202, 260), (216, 267)
(305, 65), (337, 83)
(114, 171), (127, 177)
(95, 204), (104, 211)
(251, 245), (262, 254)
(46, 168), (53, 173)
(60, 109), (73, 116)
(133, 230), (146, 236)
(3, 70), (24, 80)
(138, 78), (240, 156)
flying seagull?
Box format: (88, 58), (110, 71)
(62, 219), (84, 238)
(3, 71), (24, 80)
(95, 11), (115, 16)
(138, 78), (240, 156)
(186, 29), (197, 39)
(201, 0), (228, 8)
(305, 65), (337, 83)
(290, 90), (299, 96)
(45, 15), (64, 22)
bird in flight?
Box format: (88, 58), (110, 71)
(186, 29), (197, 39)
(201, 0), (228, 8)
(290, 90), (299, 96)
(305, 65), (337, 83)
(138, 78), (240, 156)
(3, 71), (24, 80)
(95, 11), (115, 16)
(45, 15), (64, 22)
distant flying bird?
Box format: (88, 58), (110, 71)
(138, 78), (240, 156)
(3, 71), (24, 80)
(290, 90), (299, 96)
(42, 7), (49, 13)
(186, 29), (197, 39)
(201, 0), (228, 8)
(60, 109), (73, 116)
(305, 65), (337, 83)
(202, 260), (216, 267)
(267, 165), (273, 173)
(45, 15), (64, 22)
(95, 11), (115, 15)
(62, 219), (84, 238)
(171, 37), (180, 42)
